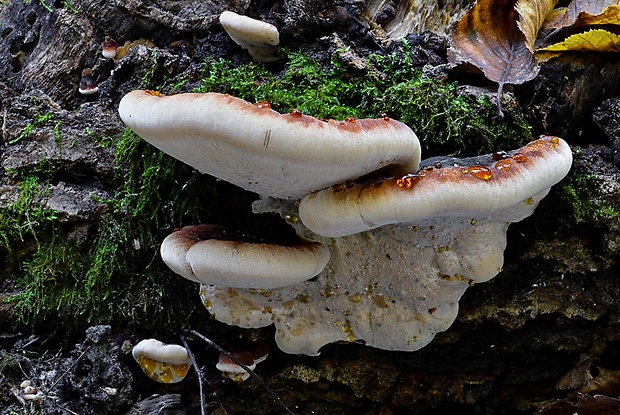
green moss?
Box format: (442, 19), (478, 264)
(192, 46), (532, 156)
(4, 130), (226, 330)
(560, 171), (618, 224)
(9, 111), (53, 144)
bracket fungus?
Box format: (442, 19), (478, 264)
(118, 90), (421, 199)
(118, 87), (572, 355)
(219, 11), (280, 62)
(101, 36), (118, 60)
(132, 339), (192, 383)
(160, 224), (330, 289)
(199, 137), (572, 355)
(78, 68), (99, 95)
(299, 137), (572, 237)
(216, 339), (269, 382)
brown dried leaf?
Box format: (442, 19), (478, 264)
(448, 0), (540, 115)
(581, 367), (620, 396)
(516, 0), (558, 51)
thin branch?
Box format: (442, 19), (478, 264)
(180, 332), (207, 415)
(184, 329), (296, 415)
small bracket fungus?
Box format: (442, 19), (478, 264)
(198, 137), (572, 355)
(216, 338), (270, 382)
(132, 339), (192, 383)
(219, 11), (280, 62)
(216, 352), (256, 382)
(118, 90), (421, 199)
(160, 224), (330, 289)
(101, 36), (118, 59)
(78, 68), (99, 95)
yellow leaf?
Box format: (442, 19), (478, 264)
(571, 4), (620, 26)
(516, 0), (558, 52)
(557, 0), (620, 27)
(536, 28), (620, 52)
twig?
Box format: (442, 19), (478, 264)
(184, 329), (296, 415)
(49, 345), (91, 390)
(179, 333), (207, 415)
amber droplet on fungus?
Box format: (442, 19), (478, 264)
(549, 137), (559, 144)
(396, 173), (424, 188)
(512, 153), (527, 163)
(345, 117), (356, 123)
(145, 90), (164, 97)
(468, 166), (493, 180)
(290, 109), (302, 117)
(494, 158), (512, 171)
(254, 100), (271, 109)
(492, 150), (510, 161)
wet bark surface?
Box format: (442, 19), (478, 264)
(1, 1), (620, 414)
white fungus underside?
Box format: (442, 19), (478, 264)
(199, 194), (547, 355)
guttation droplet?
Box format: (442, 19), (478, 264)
(290, 108), (302, 117)
(396, 173), (424, 188)
(468, 166), (493, 180)
(494, 158), (513, 171)
(492, 150), (510, 161)
(145, 89), (164, 97)
(345, 117), (356, 123)
(254, 100), (271, 109)
(512, 152), (527, 163)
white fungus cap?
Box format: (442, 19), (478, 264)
(132, 339), (192, 383)
(160, 224), (331, 289)
(216, 352), (256, 382)
(220, 10), (280, 62)
(299, 136), (573, 237)
(118, 90), (421, 199)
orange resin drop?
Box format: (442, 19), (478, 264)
(512, 153), (527, 163)
(492, 150), (510, 161)
(396, 174), (424, 188)
(145, 89), (164, 97)
(254, 100), (271, 109)
(469, 166), (493, 180)
(290, 108), (302, 117)
(494, 158), (513, 171)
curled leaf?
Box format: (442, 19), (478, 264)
(516, 0), (558, 52)
(448, 0), (540, 116)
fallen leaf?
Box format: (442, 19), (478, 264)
(448, 0), (540, 116)
(557, 0), (620, 27)
(516, 0), (558, 52)
(537, 28), (620, 52)
(570, 4), (620, 26)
